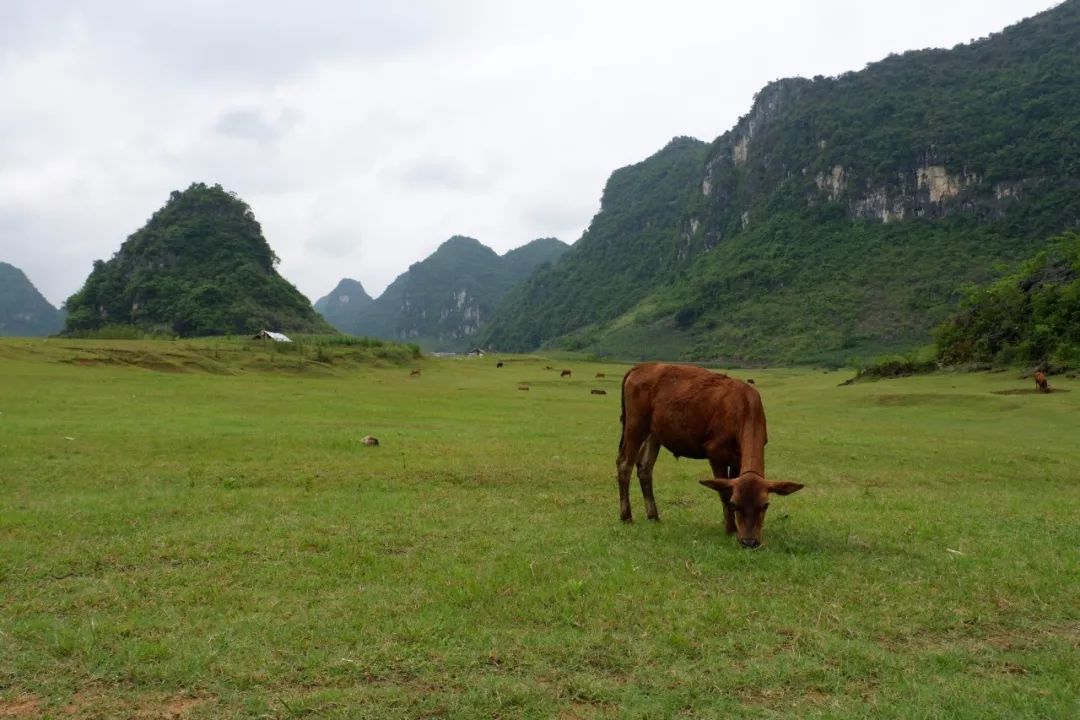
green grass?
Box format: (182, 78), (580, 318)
(1, 341), (1077, 718)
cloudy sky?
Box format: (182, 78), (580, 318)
(0, 0), (1062, 306)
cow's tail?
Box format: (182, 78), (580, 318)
(618, 367), (633, 455)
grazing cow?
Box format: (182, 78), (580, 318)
(617, 363), (803, 548)
(1034, 371), (1050, 393)
(361, 435), (379, 446)
(591, 389), (607, 395)
(596, 372), (606, 378)
(544, 365), (553, 370)
(410, 369), (421, 377)
(497, 361), (504, 368)
(746, 378), (755, 385)
(561, 369), (572, 378)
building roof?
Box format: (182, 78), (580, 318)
(254, 330), (292, 342)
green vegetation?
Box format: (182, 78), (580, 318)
(348, 236), (569, 351)
(593, 215), (1047, 364)
(847, 346), (939, 382)
(62, 183), (333, 338)
(1, 341), (1077, 717)
(0, 335), (420, 375)
(0, 262), (63, 336)
(483, 1), (1080, 362)
(936, 231), (1080, 369)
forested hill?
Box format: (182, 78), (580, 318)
(313, 278), (373, 331)
(63, 183), (333, 337)
(339, 236), (568, 351)
(481, 0), (1080, 363)
(936, 231), (1080, 369)
(0, 262), (64, 336)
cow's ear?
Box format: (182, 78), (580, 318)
(767, 481), (804, 496)
(699, 478), (733, 493)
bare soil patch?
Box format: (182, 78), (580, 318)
(0, 697), (40, 718)
(992, 388), (1070, 395)
(60, 690), (207, 719)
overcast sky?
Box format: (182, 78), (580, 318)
(0, 0), (1062, 306)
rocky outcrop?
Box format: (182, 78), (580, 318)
(815, 165), (846, 200)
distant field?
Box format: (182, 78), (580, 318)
(1, 340), (1077, 719)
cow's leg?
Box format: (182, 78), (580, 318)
(636, 434), (661, 520)
(709, 456), (738, 535)
(616, 422), (649, 523)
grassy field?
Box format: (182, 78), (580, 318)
(1, 339), (1077, 718)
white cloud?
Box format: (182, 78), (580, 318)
(0, 0), (1063, 306)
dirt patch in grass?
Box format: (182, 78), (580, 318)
(876, 622), (1080, 656)
(160, 696), (203, 718)
(60, 690), (207, 719)
(991, 388), (1070, 395)
(733, 680), (879, 714)
(558, 700), (619, 719)
(0, 697), (40, 717)
(873, 393), (1013, 407)
(132, 359), (187, 373)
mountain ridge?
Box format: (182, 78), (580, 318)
(321, 235), (569, 350)
(480, 0), (1080, 362)
(0, 262), (65, 336)
(313, 278), (373, 331)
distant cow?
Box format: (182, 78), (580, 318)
(544, 365), (553, 370)
(496, 361), (504, 368)
(595, 372), (606, 378)
(591, 389), (607, 395)
(360, 435), (379, 446)
(746, 379), (755, 385)
(617, 363), (803, 548)
(561, 369), (572, 378)
(1034, 371), (1050, 393)
(410, 369), (421, 377)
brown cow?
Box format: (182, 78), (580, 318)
(1034, 371), (1050, 393)
(560, 369), (572, 378)
(409, 369), (421, 377)
(617, 363), (803, 548)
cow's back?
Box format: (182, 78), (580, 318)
(623, 363), (762, 460)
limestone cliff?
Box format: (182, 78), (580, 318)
(483, 0), (1080, 362)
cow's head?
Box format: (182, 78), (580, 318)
(699, 472), (803, 548)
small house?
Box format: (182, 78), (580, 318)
(253, 330), (292, 342)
